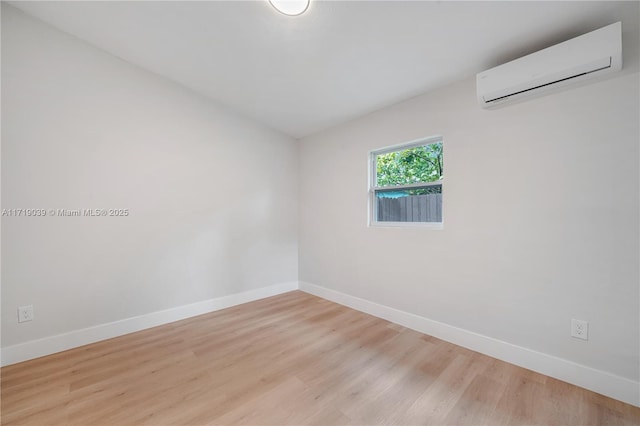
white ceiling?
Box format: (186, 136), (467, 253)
(9, 1), (639, 138)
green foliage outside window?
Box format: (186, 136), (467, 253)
(376, 142), (443, 187)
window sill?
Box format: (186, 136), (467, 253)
(369, 221), (444, 230)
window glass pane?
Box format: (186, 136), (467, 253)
(375, 184), (442, 222)
(376, 142), (443, 187)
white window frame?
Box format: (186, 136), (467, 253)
(368, 135), (444, 229)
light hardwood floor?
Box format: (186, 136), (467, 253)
(2, 291), (639, 425)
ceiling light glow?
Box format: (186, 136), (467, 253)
(269, 0), (310, 16)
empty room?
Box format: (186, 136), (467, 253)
(1, 1), (639, 425)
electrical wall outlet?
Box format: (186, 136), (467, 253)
(18, 305), (34, 323)
(571, 319), (588, 340)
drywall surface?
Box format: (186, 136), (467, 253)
(299, 70), (639, 380)
(1, 5), (298, 348)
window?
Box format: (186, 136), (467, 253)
(369, 136), (443, 227)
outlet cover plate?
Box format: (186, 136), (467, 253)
(18, 305), (34, 323)
(571, 318), (588, 340)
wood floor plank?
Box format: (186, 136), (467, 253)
(2, 290), (639, 425)
(442, 374), (506, 426)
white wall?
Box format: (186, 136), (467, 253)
(299, 60), (639, 383)
(1, 5), (298, 348)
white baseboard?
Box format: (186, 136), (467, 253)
(299, 281), (640, 407)
(3, 280), (638, 407)
(0, 281), (299, 367)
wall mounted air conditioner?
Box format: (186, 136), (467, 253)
(477, 22), (622, 108)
